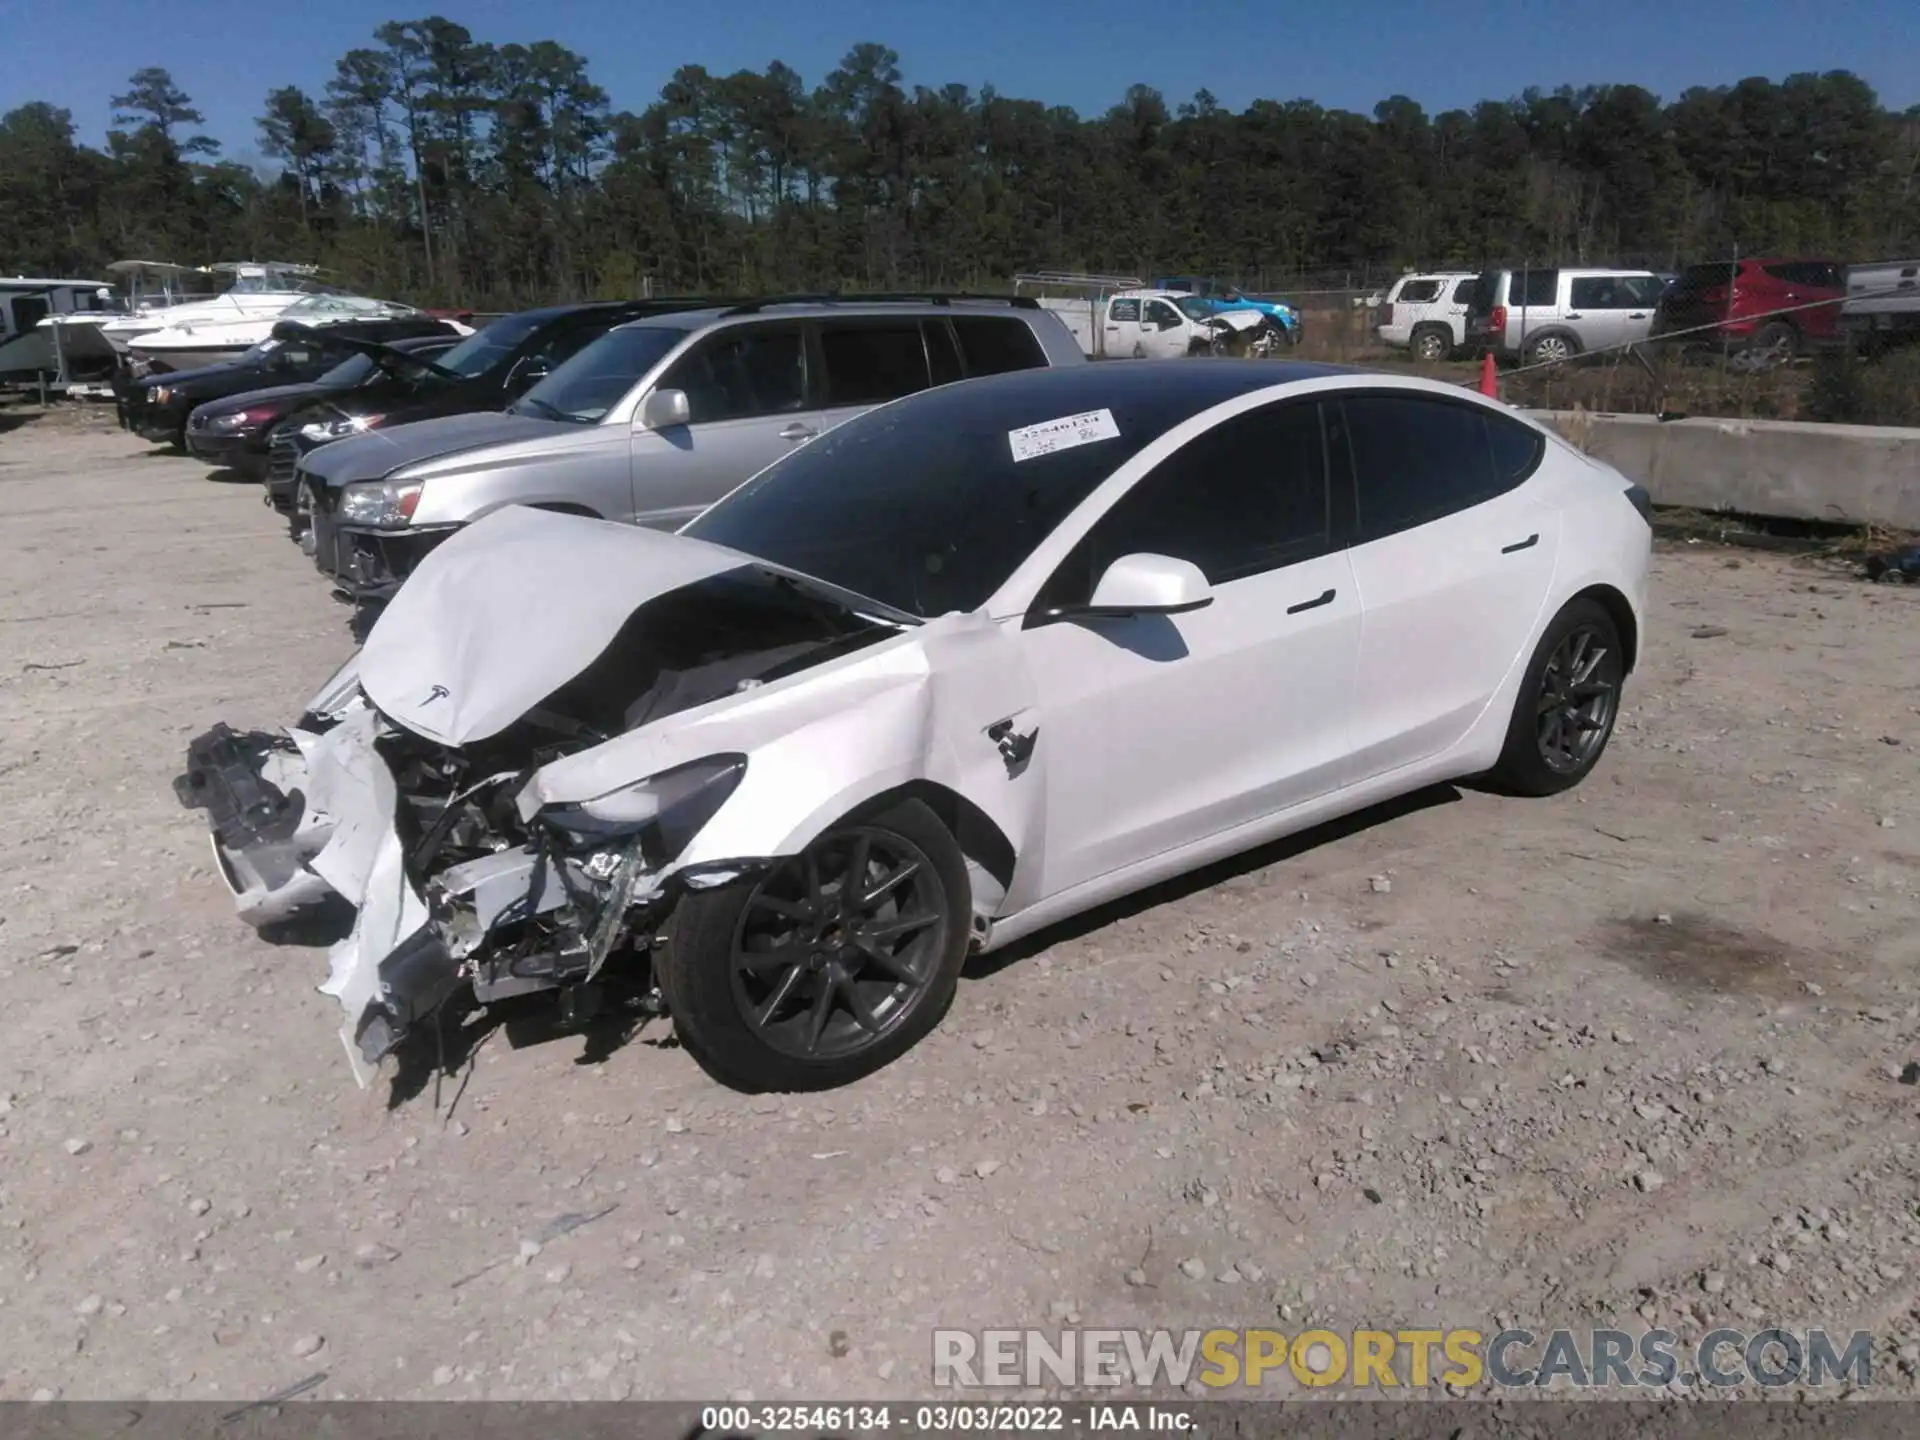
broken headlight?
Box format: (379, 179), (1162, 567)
(540, 754), (747, 862)
(338, 477), (424, 528)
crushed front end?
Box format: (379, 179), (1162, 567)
(177, 688), (750, 1086)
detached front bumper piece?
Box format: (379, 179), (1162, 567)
(315, 519), (460, 603)
(175, 723), (338, 925)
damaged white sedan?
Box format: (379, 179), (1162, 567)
(177, 361), (1653, 1092)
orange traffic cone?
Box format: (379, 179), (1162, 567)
(1478, 352), (1500, 399)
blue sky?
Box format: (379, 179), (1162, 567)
(4, 0), (1916, 167)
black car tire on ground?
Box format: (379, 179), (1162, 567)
(659, 797), (972, 1092)
(1488, 596), (1626, 797)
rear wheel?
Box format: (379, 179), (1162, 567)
(1522, 331), (1579, 366)
(1732, 320), (1798, 372)
(1412, 325), (1451, 362)
(1489, 598), (1625, 796)
(659, 798), (971, 1091)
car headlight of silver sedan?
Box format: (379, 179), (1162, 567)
(337, 478), (424, 527)
(540, 755), (748, 864)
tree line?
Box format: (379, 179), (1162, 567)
(2, 18), (1917, 309)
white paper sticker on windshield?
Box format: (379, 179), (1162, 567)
(1008, 408), (1119, 463)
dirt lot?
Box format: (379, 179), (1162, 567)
(2, 406), (1918, 1405)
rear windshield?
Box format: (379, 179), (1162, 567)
(1467, 271), (1501, 314)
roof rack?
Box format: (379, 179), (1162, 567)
(717, 292), (1039, 317)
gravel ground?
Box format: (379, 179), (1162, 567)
(1, 410), (1917, 1405)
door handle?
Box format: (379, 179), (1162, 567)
(1501, 533), (1540, 554)
(1565, 312), (1584, 319)
(1286, 588), (1335, 615)
(778, 423), (815, 441)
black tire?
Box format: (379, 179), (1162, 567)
(1522, 331), (1580, 367)
(1411, 325), (1451, 362)
(658, 797), (972, 1092)
(1746, 320), (1798, 367)
(1488, 597), (1626, 797)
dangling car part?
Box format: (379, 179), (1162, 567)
(178, 361), (1650, 1093)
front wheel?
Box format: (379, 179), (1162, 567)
(658, 798), (972, 1091)
(1488, 597), (1626, 796)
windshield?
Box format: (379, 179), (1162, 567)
(280, 294), (411, 320)
(683, 370), (1254, 618)
(514, 324), (688, 424)
(316, 352), (378, 386)
(428, 310), (552, 380)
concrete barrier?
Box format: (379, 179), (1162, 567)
(1530, 410), (1920, 530)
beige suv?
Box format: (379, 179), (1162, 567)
(1464, 267), (1670, 365)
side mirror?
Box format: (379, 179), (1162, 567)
(638, 387), (691, 430)
(1052, 553), (1213, 620)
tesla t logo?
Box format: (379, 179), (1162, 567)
(422, 684), (450, 705)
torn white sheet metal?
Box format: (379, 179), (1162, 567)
(520, 609), (1044, 904)
(219, 737), (336, 926)
(1007, 407), (1119, 463)
(356, 506), (758, 747)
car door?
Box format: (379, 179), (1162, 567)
(1614, 275), (1665, 345)
(811, 317), (938, 438)
(1011, 398), (1361, 899)
(626, 321), (816, 529)
(1139, 298), (1190, 359)
(1334, 392), (1560, 780)
(1566, 276), (1630, 354)
(1445, 277), (1477, 346)
(1104, 296), (1144, 356)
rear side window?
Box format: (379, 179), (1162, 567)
(926, 322), (964, 387)
(1399, 279), (1442, 304)
(1764, 261), (1845, 290)
(1033, 400), (1332, 609)
(951, 316), (1046, 376)
(1508, 270), (1558, 307)
(1339, 394), (1526, 542)
(1486, 411), (1547, 483)
(1109, 298), (1141, 323)
(817, 321), (932, 407)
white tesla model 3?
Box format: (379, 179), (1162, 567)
(178, 360), (1652, 1091)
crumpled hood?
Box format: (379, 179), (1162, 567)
(356, 506), (759, 746)
(300, 411), (567, 488)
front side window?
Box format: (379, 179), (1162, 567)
(1033, 401), (1332, 611)
(656, 324), (807, 425)
(1143, 299), (1182, 330)
(816, 321), (931, 408)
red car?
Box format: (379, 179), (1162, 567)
(1651, 258), (1847, 361)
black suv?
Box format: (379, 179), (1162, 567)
(118, 315), (461, 449)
